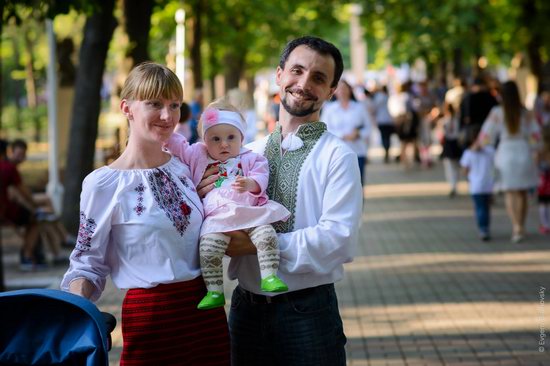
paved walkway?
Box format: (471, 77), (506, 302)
(2, 154), (549, 365)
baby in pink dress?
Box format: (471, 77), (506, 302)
(166, 99), (290, 309)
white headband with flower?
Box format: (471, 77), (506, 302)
(201, 107), (246, 137)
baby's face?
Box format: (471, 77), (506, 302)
(204, 124), (242, 162)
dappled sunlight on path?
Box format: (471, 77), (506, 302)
(338, 158), (549, 365)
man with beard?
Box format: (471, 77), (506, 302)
(221, 36), (362, 365)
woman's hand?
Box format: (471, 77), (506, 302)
(232, 177), (261, 194)
(68, 278), (95, 300)
(196, 165), (219, 198)
(225, 230), (257, 257)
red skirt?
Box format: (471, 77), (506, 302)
(120, 276), (230, 366)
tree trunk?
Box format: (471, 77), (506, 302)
(472, 5), (483, 77)
(190, 0), (203, 89)
(123, 0), (153, 67)
(23, 27), (40, 142)
(11, 37), (22, 131)
(521, 0), (543, 85)
(0, 0), (4, 292)
(452, 47), (463, 79)
(224, 51), (245, 92)
(527, 36), (543, 87)
(62, 0), (117, 234)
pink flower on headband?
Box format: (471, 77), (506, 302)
(202, 108), (219, 128)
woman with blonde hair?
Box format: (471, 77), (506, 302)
(61, 62), (230, 365)
(479, 80), (541, 242)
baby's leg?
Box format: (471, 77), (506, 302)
(200, 233), (230, 293)
(248, 224), (280, 279)
(248, 225), (288, 292)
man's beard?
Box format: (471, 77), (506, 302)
(280, 88), (320, 117)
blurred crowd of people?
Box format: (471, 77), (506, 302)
(317, 74), (550, 243)
(188, 74), (550, 243)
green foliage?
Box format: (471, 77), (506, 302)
(361, 0), (549, 74)
(2, 0), (99, 24)
(0, 103), (48, 140)
(199, 0), (343, 80)
(149, 1), (181, 63)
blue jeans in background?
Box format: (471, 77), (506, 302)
(358, 156), (366, 185)
(228, 283), (346, 366)
(471, 193), (491, 235)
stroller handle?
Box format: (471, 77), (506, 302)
(101, 312), (117, 333)
(101, 312), (117, 351)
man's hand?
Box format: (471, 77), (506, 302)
(225, 230), (257, 257)
(232, 177), (261, 194)
(196, 165), (219, 198)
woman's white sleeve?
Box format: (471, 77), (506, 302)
(60, 175), (114, 302)
(480, 107), (500, 145)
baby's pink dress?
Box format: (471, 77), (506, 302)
(166, 133), (290, 236)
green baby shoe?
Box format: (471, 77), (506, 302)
(197, 291), (226, 309)
(260, 275), (288, 293)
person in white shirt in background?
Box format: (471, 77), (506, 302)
(478, 80), (541, 243)
(373, 85), (395, 163)
(321, 79), (372, 185)
(201, 35), (362, 366)
(460, 125), (495, 241)
(388, 81), (419, 169)
(441, 78), (466, 197)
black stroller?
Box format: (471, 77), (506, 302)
(0, 288), (116, 365)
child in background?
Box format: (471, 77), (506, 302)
(460, 126), (495, 241)
(537, 125), (550, 234)
(165, 98), (290, 309)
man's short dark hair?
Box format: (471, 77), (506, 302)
(279, 36), (344, 88)
(10, 139), (27, 151)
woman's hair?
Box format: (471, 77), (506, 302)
(120, 62), (183, 102)
(198, 98), (246, 138)
(500, 80), (522, 135)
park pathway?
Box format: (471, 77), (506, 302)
(341, 158), (549, 365)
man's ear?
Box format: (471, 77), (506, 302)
(275, 66), (282, 86)
(327, 86), (337, 100)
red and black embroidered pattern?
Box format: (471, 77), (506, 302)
(178, 175), (195, 192)
(133, 183), (146, 216)
(148, 168), (192, 236)
(75, 211), (97, 256)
